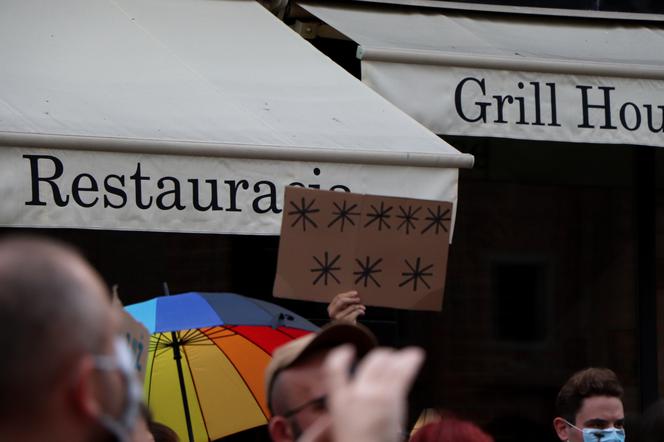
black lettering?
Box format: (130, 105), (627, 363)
(71, 173), (99, 208)
(288, 182), (305, 188)
(514, 95), (529, 125)
(547, 83), (561, 127)
(530, 82), (544, 126)
(330, 185), (351, 192)
(23, 154), (69, 206)
(492, 95), (513, 124)
(620, 102), (641, 131)
(129, 163), (153, 209)
(225, 180), (249, 212)
(577, 85), (617, 129)
(103, 175), (127, 208)
(643, 104), (664, 133)
(455, 77), (490, 123)
(252, 180), (281, 214)
(156, 177), (185, 210)
(189, 179), (223, 211)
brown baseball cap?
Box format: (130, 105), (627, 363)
(264, 322), (378, 414)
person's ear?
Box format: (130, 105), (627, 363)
(268, 416), (294, 442)
(69, 356), (104, 419)
(553, 417), (570, 441)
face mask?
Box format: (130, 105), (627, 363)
(93, 337), (143, 442)
(565, 420), (626, 442)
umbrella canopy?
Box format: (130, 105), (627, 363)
(126, 292), (319, 442)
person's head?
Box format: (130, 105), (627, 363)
(265, 322), (377, 442)
(410, 417), (494, 442)
(0, 235), (140, 442)
(553, 367), (625, 442)
(149, 422), (180, 442)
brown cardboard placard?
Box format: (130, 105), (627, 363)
(113, 292), (150, 383)
(274, 187), (451, 311)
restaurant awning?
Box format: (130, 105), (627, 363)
(298, 2), (664, 147)
(0, 0), (472, 235)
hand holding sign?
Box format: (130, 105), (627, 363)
(274, 187), (451, 311)
(327, 290), (366, 323)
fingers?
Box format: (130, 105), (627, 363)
(328, 290), (364, 321)
(383, 347), (425, 396)
(296, 415), (332, 442)
(346, 306), (366, 323)
(328, 291), (359, 312)
(334, 304), (366, 323)
(323, 344), (355, 394)
(352, 346), (424, 395)
(321, 345), (425, 442)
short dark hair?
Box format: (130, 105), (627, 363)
(556, 367), (624, 423)
(150, 421), (181, 442)
(0, 235), (109, 418)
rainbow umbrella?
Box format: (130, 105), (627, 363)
(126, 292), (319, 442)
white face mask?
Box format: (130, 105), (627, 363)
(93, 337), (143, 442)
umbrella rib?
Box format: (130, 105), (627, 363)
(178, 329), (199, 343)
(153, 333), (173, 347)
(187, 331), (216, 346)
(228, 326), (274, 358)
(180, 335), (213, 440)
(154, 346), (174, 359)
(203, 327), (237, 339)
(146, 332), (165, 405)
(204, 329), (271, 423)
(274, 327), (300, 339)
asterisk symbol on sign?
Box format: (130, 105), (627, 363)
(421, 206), (451, 235)
(353, 256), (383, 288)
(364, 202), (393, 231)
(396, 205), (421, 235)
(398, 257), (433, 291)
(288, 197), (320, 232)
(310, 252), (341, 286)
(328, 200), (360, 232)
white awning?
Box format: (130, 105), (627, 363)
(299, 2), (664, 147)
(0, 0), (472, 235)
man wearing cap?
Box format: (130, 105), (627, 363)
(265, 322), (377, 442)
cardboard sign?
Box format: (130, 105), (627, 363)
(274, 187), (451, 311)
(113, 293), (150, 382)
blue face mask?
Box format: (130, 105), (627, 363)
(565, 420), (626, 442)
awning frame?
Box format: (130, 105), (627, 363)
(0, 131), (474, 169)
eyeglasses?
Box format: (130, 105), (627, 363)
(281, 394), (410, 441)
(282, 394), (327, 419)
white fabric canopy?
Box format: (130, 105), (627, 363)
(0, 0), (472, 235)
(299, 2), (664, 147)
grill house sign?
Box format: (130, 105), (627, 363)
(455, 77), (664, 134)
(366, 66), (664, 147)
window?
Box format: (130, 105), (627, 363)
(491, 260), (549, 343)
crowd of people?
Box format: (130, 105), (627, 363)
(0, 234), (662, 442)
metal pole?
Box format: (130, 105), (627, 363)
(171, 333), (195, 442)
(164, 283), (195, 442)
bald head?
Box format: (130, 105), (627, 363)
(0, 236), (113, 419)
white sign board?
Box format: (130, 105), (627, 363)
(0, 147), (458, 236)
(364, 63), (664, 147)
